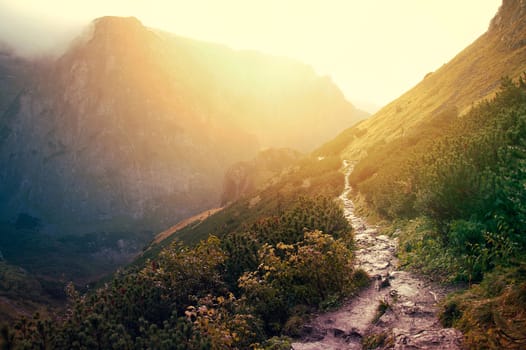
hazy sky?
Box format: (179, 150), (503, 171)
(0, 0), (501, 112)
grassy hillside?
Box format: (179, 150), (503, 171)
(312, 3), (526, 348)
(366, 77), (526, 349)
(320, 1), (526, 162)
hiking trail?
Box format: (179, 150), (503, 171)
(291, 160), (463, 349)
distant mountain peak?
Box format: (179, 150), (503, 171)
(79, 16), (154, 55)
(91, 16), (145, 34)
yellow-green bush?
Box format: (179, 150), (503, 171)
(239, 230), (362, 334)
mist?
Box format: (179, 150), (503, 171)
(0, 6), (86, 58)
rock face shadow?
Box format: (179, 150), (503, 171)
(292, 160), (463, 350)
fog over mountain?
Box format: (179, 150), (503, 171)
(0, 6), (83, 57)
(0, 16), (365, 252)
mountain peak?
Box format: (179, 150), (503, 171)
(84, 16), (151, 49)
(65, 15), (157, 64)
(91, 16), (144, 34)
(489, 0), (526, 49)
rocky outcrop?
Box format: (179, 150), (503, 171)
(0, 17), (365, 235)
(489, 0), (526, 49)
(220, 148), (303, 205)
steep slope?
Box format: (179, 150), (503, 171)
(142, 148), (303, 252)
(141, 0), (526, 274)
(320, 0), (526, 161)
(0, 16), (366, 239)
(313, 2), (526, 347)
(0, 17), (251, 236)
(138, 154), (344, 260)
(133, 2), (526, 347)
(220, 148), (303, 205)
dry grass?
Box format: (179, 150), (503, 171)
(336, 21), (526, 161)
(441, 264), (526, 349)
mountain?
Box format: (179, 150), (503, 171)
(220, 148), (303, 205)
(0, 15), (366, 321)
(141, 148), (303, 253)
(3, 2), (526, 347)
(318, 0), (526, 161)
(158, 0), (526, 249)
(0, 16), (366, 239)
(131, 3), (526, 347)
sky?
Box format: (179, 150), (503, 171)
(0, 0), (502, 113)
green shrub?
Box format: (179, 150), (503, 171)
(239, 230), (356, 334)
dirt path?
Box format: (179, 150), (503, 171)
(292, 160), (463, 349)
(152, 207), (223, 244)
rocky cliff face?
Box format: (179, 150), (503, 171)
(0, 16), (365, 235)
(0, 18), (255, 233)
(220, 148), (303, 205)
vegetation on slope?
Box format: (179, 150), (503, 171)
(0, 16), (367, 310)
(331, 0), (526, 162)
(140, 155), (344, 259)
(352, 78), (526, 348)
(1, 190), (368, 348)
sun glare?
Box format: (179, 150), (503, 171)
(0, 0), (501, 111)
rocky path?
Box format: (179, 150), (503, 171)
(292, 160), (463, 349)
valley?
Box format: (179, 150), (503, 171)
(1, 1), (526, 348)
(0, 15), (365, 311)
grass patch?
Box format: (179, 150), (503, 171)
(396, 218), (465, 282)
(362, 331), (393, 349)
(372, 299), (391, 324)
(440, 264), (526, 349)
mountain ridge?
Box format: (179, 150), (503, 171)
(141, 0), (526, 248)
(0, 15), (366, 293)
(325, 0), (526, 161)
(2, 2), (526, 347)
(0, 16), (366, 236)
